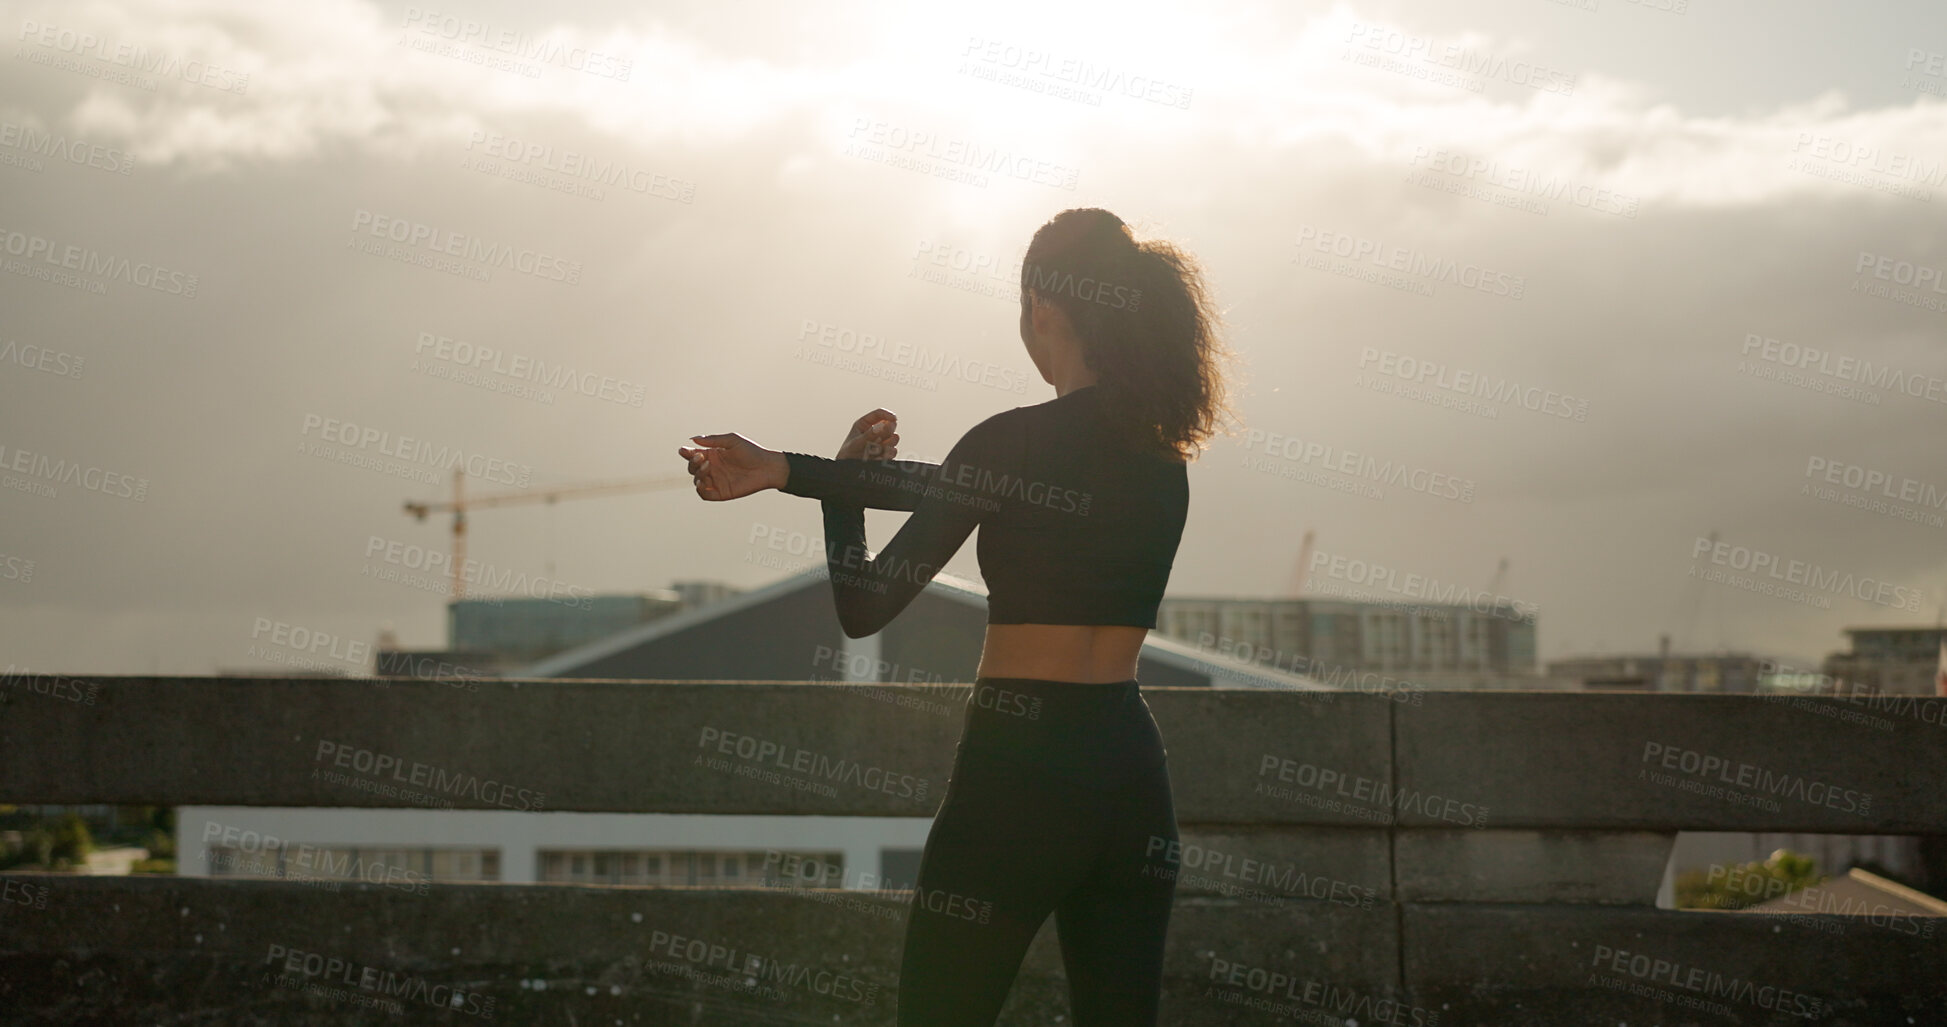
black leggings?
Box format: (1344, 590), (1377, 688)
(896, 676), (1178, 1026)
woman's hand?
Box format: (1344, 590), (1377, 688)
(837, 408), (900, 461)
(678, 433), (786, 501)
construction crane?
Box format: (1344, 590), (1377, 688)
(1290, 529), (1316, 597)
(403, 469), (691, 599)
(1672, 528), (1721, 653)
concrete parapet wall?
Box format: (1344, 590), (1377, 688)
(2, 677), (1943, 1023)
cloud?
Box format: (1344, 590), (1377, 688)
(2, 0), (1945, 674)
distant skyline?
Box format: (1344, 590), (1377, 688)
(3, 0), (1946, 674)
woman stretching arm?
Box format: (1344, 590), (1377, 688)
(677, 207), (1235, 1027)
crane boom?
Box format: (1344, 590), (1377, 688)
(403, 471), (691, 599)
(1291, 529), (1316, 597)
(404, 475), (690, 518)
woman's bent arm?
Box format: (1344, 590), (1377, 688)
(813, 416), (1009, 636)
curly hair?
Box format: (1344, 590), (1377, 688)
(1019, 208), (1239, 460)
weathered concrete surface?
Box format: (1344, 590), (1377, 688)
(4, 876), (1940, 1025)
(3, 679), (1945, 1023)
(0, 678), (963, 816)
(0, 678), (1389, 823)
(1397, 691), (1947, 831)
(1404, 902), (1947, 1026)
(1167, 826), (1392, 903)
(0, 875), (1398, 1026)
(9, 680), (1943, 833)
(1395, 829), (1676, 904)
(1147, 688), (1395, 825)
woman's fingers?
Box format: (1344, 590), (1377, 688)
(678, 447), (705, 491)
(679, 442), (717, 499)
(843, 425), (899, 460)
(849, 409), (898, 438)
(695, 456), (720, 499)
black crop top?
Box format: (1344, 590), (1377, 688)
(779, 384), (1189, 638)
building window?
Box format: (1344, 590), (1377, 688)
(1466, 618), (1490, 669)
(207, 845), (500, 883)
(1421, 617), (1455, 670)
(1368, 612), (1406, 669)
(535, 849), (845, 887)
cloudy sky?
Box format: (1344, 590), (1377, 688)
(2, 0), (1944, 676)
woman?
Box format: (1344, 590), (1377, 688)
(676, 208), (1233, 1026)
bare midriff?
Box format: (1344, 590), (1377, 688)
(974, 623), (1150, 683)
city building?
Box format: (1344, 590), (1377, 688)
(368, 581), (742, 679)
(1746, 866), (1947, 919)
(1822, 625), (1947, 696)
(449, 587), (722, 665)
(522, 567), (1313, 687)
(1154, 595), (1539, 684)
(1546, 652), (1770, 693)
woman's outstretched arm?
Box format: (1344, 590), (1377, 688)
(681, 408), (945, 510)
(676, 436), (944, 509)
(778, 451), (945, 511)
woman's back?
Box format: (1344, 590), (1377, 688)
(975, 383), (1189, 629)
(779, 382), (1188, 642)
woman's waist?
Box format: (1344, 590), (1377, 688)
(964, 674), (1150, 732)
(977, 623), (1148, 682)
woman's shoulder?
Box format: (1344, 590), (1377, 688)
(948, 404), (1030, 464)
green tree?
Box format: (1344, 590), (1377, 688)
(144, 826), (176, 861)
(48, 813), (93, 870)
(0, 826), (53, 870)
(1676, 849), (1823, 910)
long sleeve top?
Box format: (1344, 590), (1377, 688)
(778, 384), (1189, 638)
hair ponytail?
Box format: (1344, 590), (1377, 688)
(1020, 208), (1236, 460)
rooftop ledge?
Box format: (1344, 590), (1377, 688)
(2, 676), (1943, 1025)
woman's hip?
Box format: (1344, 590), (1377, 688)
(953, 675), (1168, 780)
